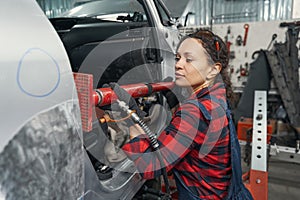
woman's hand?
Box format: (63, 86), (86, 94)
(110, 82), (146, 119)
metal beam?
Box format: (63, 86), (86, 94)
(251, 90), (268, 172)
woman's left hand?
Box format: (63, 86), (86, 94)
(109, 82), (146, 119)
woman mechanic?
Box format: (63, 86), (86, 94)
(109, 30), (253, 199)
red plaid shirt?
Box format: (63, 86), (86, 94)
(122, 83), (231, 199)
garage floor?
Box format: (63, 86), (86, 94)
(241, 150), (300, 199)
(267, 158), (300, 200)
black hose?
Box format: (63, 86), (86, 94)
(131, 112), (171, 195)
(116, 100), (171, 197)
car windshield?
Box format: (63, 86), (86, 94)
(58, 0), (147, 22)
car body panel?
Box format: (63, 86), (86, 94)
(0, 0), (84, 199)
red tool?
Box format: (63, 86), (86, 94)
(94, 82), (175, 107)
(73, 72), (175, 132)
(226, 41), (232, 54)
(243, 24), (249, 46)
(225, 26), (232, 54)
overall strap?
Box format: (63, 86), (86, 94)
(171, 98), (216, 200)
(185, 97), (253, 200)
(173, 170), (202, 200)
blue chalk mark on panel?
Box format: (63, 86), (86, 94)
(17, 48), (60, 97)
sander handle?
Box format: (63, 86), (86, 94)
(94, 82), (175, 107)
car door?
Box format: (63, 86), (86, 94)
(143, 0), (181, 79)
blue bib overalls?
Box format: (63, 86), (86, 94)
(173, 97), (253, 200)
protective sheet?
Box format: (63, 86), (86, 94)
(0, 101), (84, 200)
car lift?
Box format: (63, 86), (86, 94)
(243, 91), (268, 200)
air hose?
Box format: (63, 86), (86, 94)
(116, 100), (171, 199)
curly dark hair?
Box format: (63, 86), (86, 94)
(178, 29), (236, 106)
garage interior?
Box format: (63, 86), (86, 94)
(1, 0), (300, 199)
